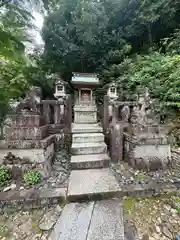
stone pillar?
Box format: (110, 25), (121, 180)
(64, 95), (72, 152)
(43, 103), (50, 124)
(110, 123), (123, 163)
(103, 95), (109, 132)
(54, 102), (60, 124)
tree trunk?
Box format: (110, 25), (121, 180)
(0, 123), (4, 140)
(147, 23), (152, 46)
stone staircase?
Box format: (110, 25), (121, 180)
(67, 103), (121, 202)
(49, 103), (125, 240)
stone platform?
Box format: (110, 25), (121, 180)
(67, 168), (121, 202)
(49, 199), (124, 240)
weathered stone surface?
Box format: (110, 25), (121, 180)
(71, 153), (110, 169)
(12, 114), (42, 127)
(72, 133), (104, 143)
(39, 205), (62, 231)
(72, 123), (103, 133)
(87, 199), (124, 240)
(68, 168), (121, 201)
(48, 202), (94, 240)
(74, 110), (97, 123)
(71, 142), (107, 155)
(0, 187), (66, 211)
(5, 125), (48, 140)
(5, 135), (56, 149)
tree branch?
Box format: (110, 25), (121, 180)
(0, 0), (12, 8)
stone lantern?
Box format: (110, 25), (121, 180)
(107, 82), (118, 117)
(107, 82), (118, 101)
(53, 75), (67, 117)
(54, 78), (66, 101)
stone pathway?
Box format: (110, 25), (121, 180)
(49, 199), (124, 240)
(51, 102), (124, 239)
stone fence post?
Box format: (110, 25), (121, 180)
(110, 122), (123, 163)
(64, 95), (72, 151)
(103, 95), (109, 133)
(42, 102), (51, 125)
(54, 102), (60, 124)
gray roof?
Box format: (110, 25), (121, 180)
(72, 72), (99, 84)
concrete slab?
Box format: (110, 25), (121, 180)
(71, 154), (110, 169)
(68, 168), (121, 201)
(48, 202), (94, 240)
(72, 123), (103, 133)
(72, 133), (104, 143)
(87, 199), (125, 240)
(71, 142), (107, 155)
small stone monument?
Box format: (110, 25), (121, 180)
(72, 72), (99, 123)
(124, 88), (171, 171)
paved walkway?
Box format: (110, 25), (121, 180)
(49, 103), (125, 240)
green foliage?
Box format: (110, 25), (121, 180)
(0, 224), (9, 237)
(0, 166), (11, 186)
(23, 171), (42, 186)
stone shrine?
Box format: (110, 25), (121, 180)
(72, 72), (99, 123)
(68, 72), (121, 202)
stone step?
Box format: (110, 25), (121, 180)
(72, 123), (103, 133)
(72, 133), (104, 143)
(67, 168), (121, 202)
(71, 154), (110, 169)
(49, 199), (125, 240)
(71, 142), (107, 155)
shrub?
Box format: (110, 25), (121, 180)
(23, 171), (41, 186)
(0, 166), (11, 186)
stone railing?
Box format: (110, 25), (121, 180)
(40, 95), (72, 135)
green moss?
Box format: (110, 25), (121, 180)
(123, 198), (136, 213)
(0, 224), (10, 237)
(135, 172), (147, 182)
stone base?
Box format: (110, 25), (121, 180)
(124, 137), (172, 171)
(0, 140), (55, 176)
(74, 111), (97, 123)
(5, 125), (48, 140)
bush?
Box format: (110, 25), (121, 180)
(23, 171), (41, 186)
(0, 166), (11, 186)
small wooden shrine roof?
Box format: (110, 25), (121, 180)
(71, 72), (99, 86)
